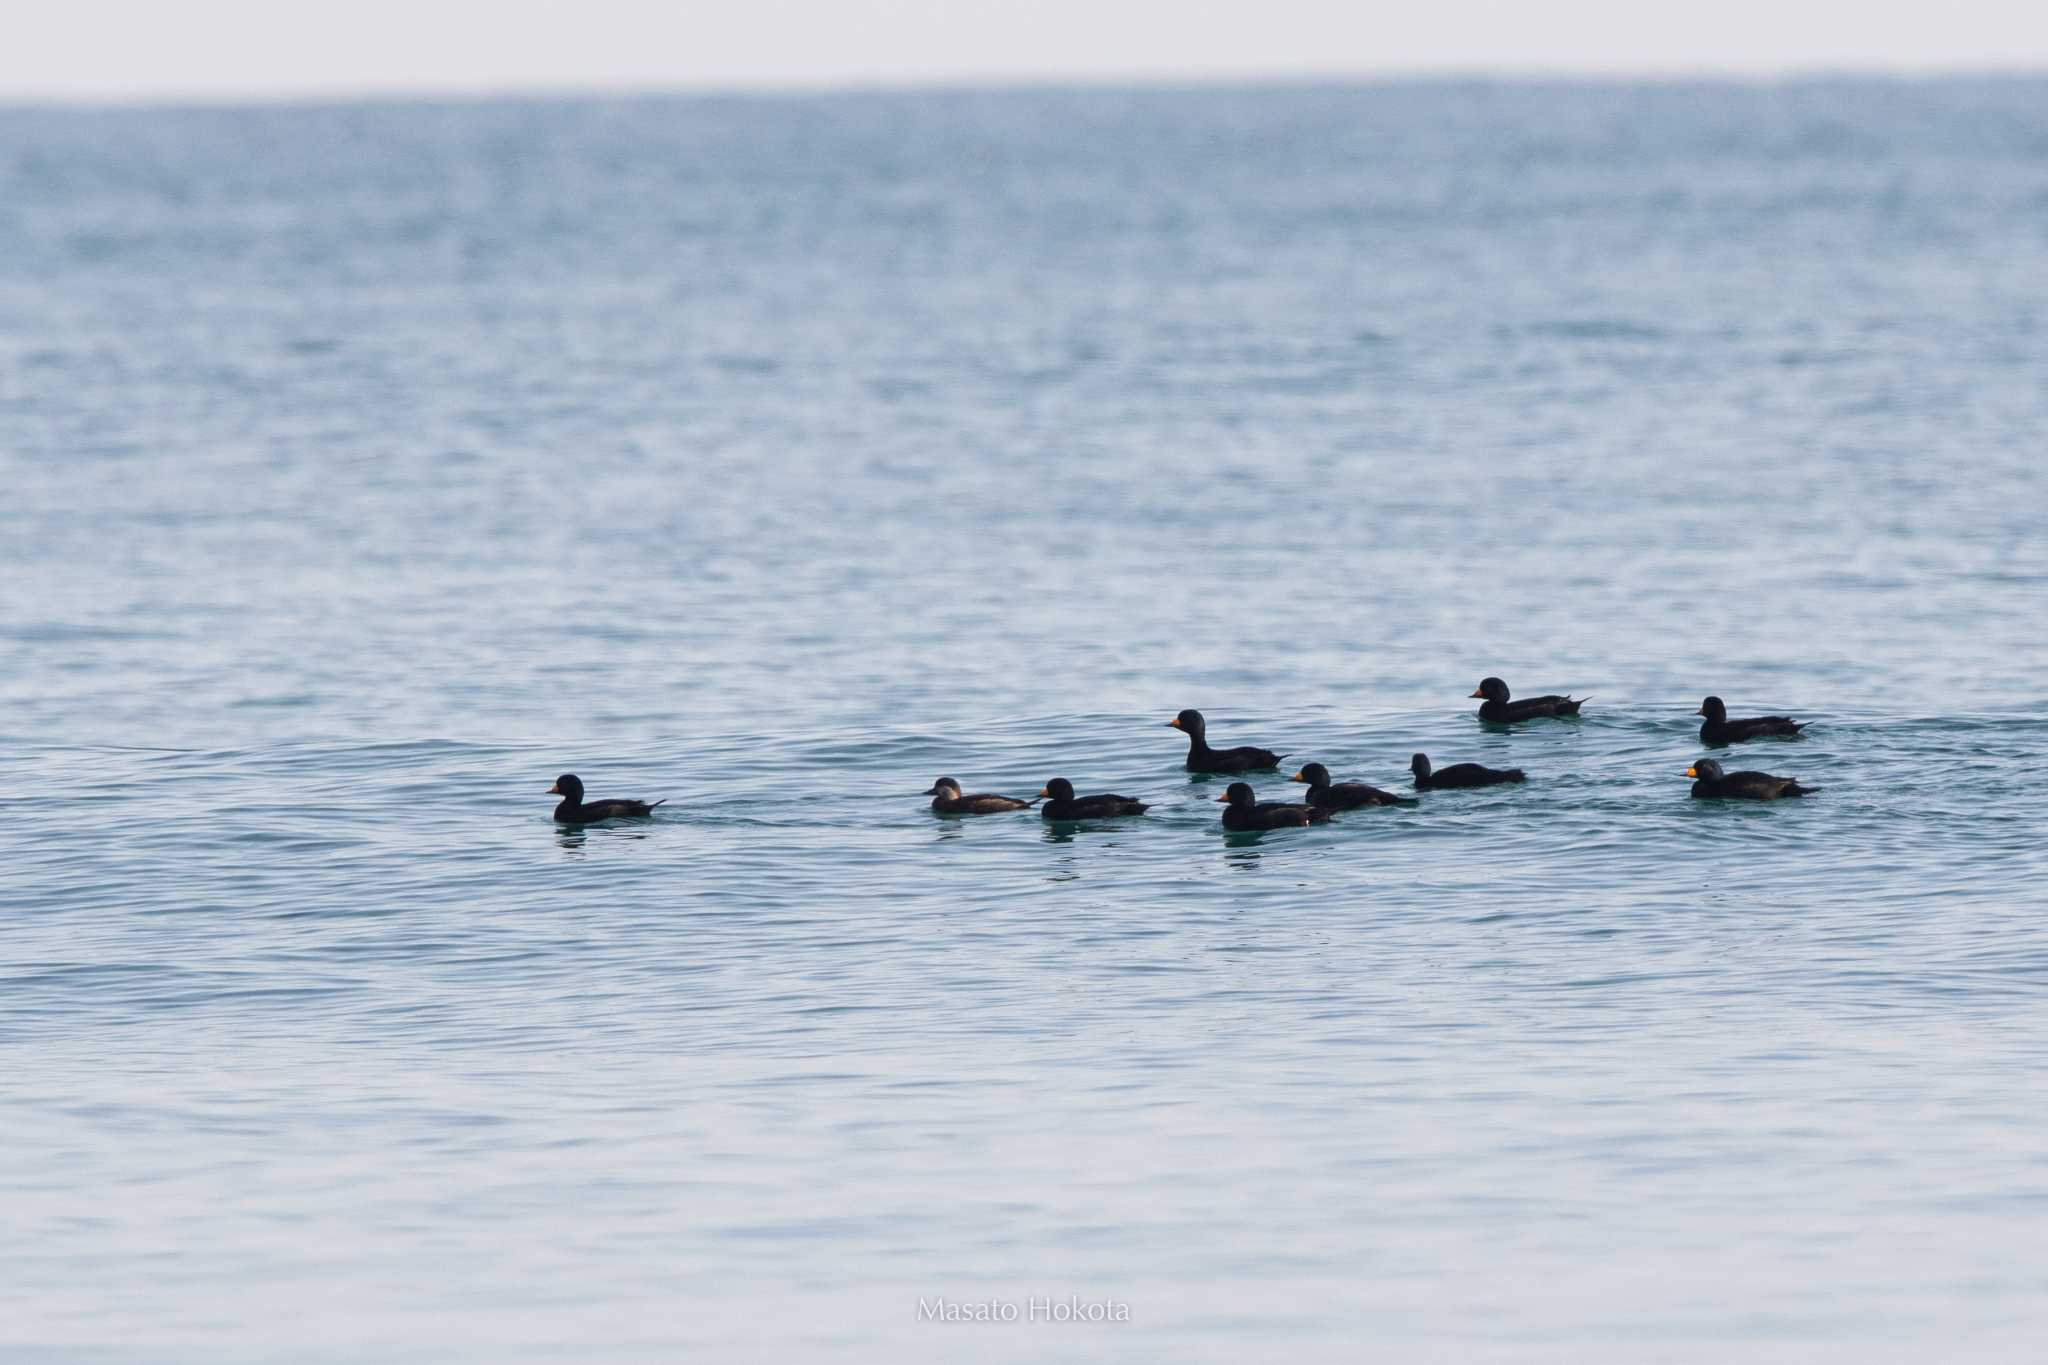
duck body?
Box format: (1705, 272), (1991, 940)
(548, 774), (665, 823)
(1697, 696), (1805, 746)
(1686, 758), (1818, 800)
(1472, 676), (1586, 722)
(1168, 709), (1285, 773)
(1291, 762), (1418, 809)
(925, 777), (1035, 815)
(1037, 778), (1148, 820)
(1410, 753), (1525, 790)
(1217, 781), (1333, 830)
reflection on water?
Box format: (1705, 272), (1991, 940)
(1223, 842), (1268, 871)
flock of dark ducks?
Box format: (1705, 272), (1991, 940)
(547, 678), (1816, 829)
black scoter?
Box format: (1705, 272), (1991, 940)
(549, 774), (666, 823)
(1410, 753), (1526, 789)
(1037, 778), (1148, 820)
(1167, 709), (1285, 773)
(1471, 676), (1587, 722)
(1686, 758), (1818, 800)
(1697, 696), (1805, 745)
(1289, 762), (1418, 810)
(925, 777), (1036, 815)
(1216, 781), (1334, 830)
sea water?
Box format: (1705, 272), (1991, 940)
(3, 80), (2046, 1361)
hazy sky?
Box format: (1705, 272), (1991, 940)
(7, 0), (2047, 101)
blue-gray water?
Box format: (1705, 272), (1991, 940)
(4, 80), (2047, 1361)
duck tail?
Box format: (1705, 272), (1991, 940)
(1506, 769), (1527, 782)
(647, 799), (668, 810)
(1787, 783), (1820, 797)
(1564, 695), (1589, 713)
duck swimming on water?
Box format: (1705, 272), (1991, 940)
(1289, 762), (1417, 809)
(1167, 709), (1286, 773)
(1037, 778), (1148, 820)
(1697, 696), (1805, 746)
(1686, 758), (1817, 800)
(1217, 781), (1333, 830)
(924, 777), (1036, 815)
(1410, 753), (1526, 789)
(549, 774), (666, 823)
(1471, 677), (1586, 722)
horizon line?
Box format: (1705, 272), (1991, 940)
(6, 61), (2047, 113)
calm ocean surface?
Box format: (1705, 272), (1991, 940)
(4, 79), (2047, 1360)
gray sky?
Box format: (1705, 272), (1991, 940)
(7, 0), (2047, 101)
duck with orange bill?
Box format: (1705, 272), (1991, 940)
(1216, 781), (1333, 830)
(1167, 709), (1286, 773)
(1686, 759), (1818, 800)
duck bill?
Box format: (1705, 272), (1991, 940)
(1468, 688), (1485, 698)
(1166, 718), (1183, 729)
(1288, 770), (1305, 782)
(1036, 787), (1051, 799)
(1214, 794), (1231, 803)
(547, 782), (560, 794)
(1684, 767), (1698, 778)
(1693, 707), (1706, 716)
